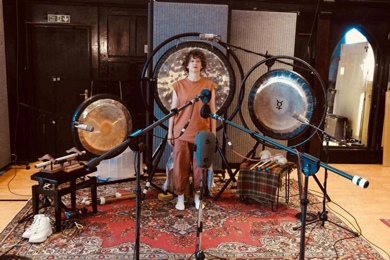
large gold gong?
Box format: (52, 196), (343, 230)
(71, 94), (133, 158)
(153, 41), (235, 115)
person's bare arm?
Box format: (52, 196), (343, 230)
(209, 90), (217, 137)
(168, 90), (178, 147)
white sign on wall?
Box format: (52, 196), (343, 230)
(48, 14), (70, 23)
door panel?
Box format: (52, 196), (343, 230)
(28, 25), (91, 158)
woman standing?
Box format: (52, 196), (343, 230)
(168, 49), (217, 210)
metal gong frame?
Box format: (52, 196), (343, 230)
(138, 32), (245, 201)
(71, 94), (133, 159)
(141, 32), (245, 131)
(240, 55), (327, 148)
(153, 41), (235, 117)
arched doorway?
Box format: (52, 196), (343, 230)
(327, 28), (375, 147)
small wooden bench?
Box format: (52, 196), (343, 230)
(31, 168), (97, 232)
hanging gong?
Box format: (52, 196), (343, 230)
(248, 69), (316, 140)
(71, 94), (133, 159)
(153, 41), (235, 115)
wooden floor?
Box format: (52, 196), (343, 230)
(1, 163), (389, 259)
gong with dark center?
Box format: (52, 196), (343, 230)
(153, 41), (235, 115)
(71, 94), (133, 159)
(248, 69), (316, 140)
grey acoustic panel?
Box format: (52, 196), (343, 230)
(152, 2), (229, 170)
(0, 0), (11, 169)
(227, 10), (297, 162)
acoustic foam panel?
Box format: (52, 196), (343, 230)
(0, 0), (11, 169)
(226, 10), (297, 163)
(152, 2), (229, 170)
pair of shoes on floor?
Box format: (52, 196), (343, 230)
(22, 214), (53, 243)
(175, 194), (205, 210)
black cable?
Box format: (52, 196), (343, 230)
(0, 215), (29, 259)
(6, 166), (31, 197)
(333, 235), (360, 259)
(302, 0), (322, 63)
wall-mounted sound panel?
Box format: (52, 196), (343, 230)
(0, 0), (11, 169)
(152, 2), (229, 170)
(227, 10), (297, 162)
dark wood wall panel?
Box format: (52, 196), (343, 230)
(136, 16), (147, 56)
(108, 16), (131, 56)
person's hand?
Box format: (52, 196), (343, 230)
(168, 134), (174, 147)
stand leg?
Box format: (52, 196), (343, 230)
(214, 141), (260, 200)
(195, 168), (207, 260)
(298, 136), (358, 236)
(142, 137), (168, 200)
(134, 151), (142, 260)
(299, 175), (310, 260)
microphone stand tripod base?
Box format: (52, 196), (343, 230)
(294, 212), (318, 222)
(195, 250), (205, 260)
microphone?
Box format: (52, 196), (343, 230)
(198, 89), (211, 104)
(74, 122), (94, 132)
(200, 104), (211, 119)
(194, 131), (216, 168)
(292, 112), (310, 125)
(199, 33), (221, 41)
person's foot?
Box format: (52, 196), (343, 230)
(194, 193), (205, 210)
(175, 194), (185, 210)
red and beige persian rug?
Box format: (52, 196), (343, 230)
(0, 179), (385, 260)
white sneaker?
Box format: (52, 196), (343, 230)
(175, 195), (185, 210)
(22, 214), (45, 239)
(28, 217), (53, 243)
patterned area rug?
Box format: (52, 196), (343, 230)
(0, 179), (385, 260)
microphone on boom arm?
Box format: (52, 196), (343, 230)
(292, 112), (310, 125)
(74, 121), (94, 132)
(199, 34), (221, 42)
(197, 89), (212, 119)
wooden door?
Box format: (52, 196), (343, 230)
(27, 25), (91, 158)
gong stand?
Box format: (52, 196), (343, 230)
(139, 32), (246, 200)
(293, 121), (358, 236)
(84, 91), (210, 260)
(206, 112), (369, 260)
(214, 138), (261, 200)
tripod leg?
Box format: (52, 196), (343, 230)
(141, 137), (168, 199)
(214, 141), (260, 200)
(312, 174), (331, 203)
(195, 168), (207, 260)
(299, 175), (310, 260)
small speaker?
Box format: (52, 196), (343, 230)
(325, 114), (348, 140)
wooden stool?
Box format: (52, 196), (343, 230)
(31, 168), (97, 232)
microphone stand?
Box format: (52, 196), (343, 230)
(206, 112), (368, 260)
(293, 121), (359, 236)
(195, 168), (207, 260)
(83, 92), (208, 260)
